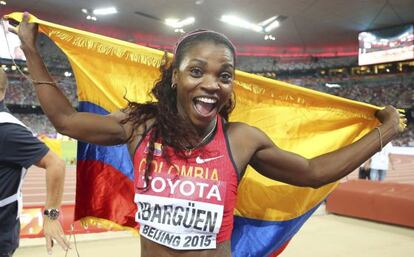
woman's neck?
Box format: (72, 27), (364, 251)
(197, 117), (217, 137)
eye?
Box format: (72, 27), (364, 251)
(189, 67), (203, 78)
(220, 72), (233, 83)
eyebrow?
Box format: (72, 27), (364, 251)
(189, 58), (234, 69)
(189, 58), (208, 67)
(221, 63), (235, 70)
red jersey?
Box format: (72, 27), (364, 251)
(133, 116), (239, 250)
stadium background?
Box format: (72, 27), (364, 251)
(0, 0), (414, 256)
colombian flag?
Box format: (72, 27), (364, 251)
(7, 13), (380, 256)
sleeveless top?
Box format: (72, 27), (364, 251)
(133, 116), (239, 250)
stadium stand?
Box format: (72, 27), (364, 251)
(1, 37), (413, 145)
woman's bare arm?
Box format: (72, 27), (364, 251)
(11, 12), (129, 145)
(235, 106), (404, 188)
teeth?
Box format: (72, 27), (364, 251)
(196, 97), (217, 104)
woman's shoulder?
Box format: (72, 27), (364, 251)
(225, 121), (258, 139)
(225, 121), (255, 132)
(225, 121), (269, 143)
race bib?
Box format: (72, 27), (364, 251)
(134, 172), (226, 250)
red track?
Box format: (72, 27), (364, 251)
(21, 166), (106, 238)
(22, 166), (76, 207)
(21, 154), (414, 237)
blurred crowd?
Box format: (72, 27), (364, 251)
(5, 74), (77, 106)
(2, 38), (413, 146)
(281, 73), (414, 108)
(237, 56), (358, 73)
(12, 113), (57, 136)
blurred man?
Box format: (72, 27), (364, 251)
(358, 159), (371, 180)
(0, 68), (69, 256)
(370, 142), (393, 181)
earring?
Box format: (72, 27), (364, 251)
(171, 83), (177, 89)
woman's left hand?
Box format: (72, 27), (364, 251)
(375, 105), (406, 134)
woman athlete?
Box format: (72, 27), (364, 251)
(11, 12), (405, 257)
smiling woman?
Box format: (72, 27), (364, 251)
(10, 11), (405, 257)
(173, 40), (234, 127)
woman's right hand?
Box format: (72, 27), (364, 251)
(7, 12), (38, 52)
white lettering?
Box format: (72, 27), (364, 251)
(206, 185), (221, 201)
(167, 179), (180, 194)
(152, 177), (166, 192)
(196, 182), (209, 198)
(141, 176), (222, 201)
(180, 181), (195, 196)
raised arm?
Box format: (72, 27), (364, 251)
(232, 106), (405, 188)
(9, 12), (129, 145)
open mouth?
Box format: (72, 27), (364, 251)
(193, 96), (218, 116)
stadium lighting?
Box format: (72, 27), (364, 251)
(221, 15), (282, 34)
(92, 7), (117, 16)
(258, 16), (277, 27)
(264, 20), (280, 32)
(86, 15), (97, 21)
(165, 17), (195, 29)
(165, 18), (179, 27)
(0, 1), (6, 6)
(359, 32), (376, 42)
(325, 83), (341, 88)
(220, 15), (263, 33)
(174, 28), (185, 33)
(179, 17), (195, 27)
(81, 8), (89, 14)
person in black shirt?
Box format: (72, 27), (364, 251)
(0, 69), (69, 256)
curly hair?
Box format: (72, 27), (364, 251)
(123, 30), (236, 189)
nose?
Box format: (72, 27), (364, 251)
(200, 75), (220, 91)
